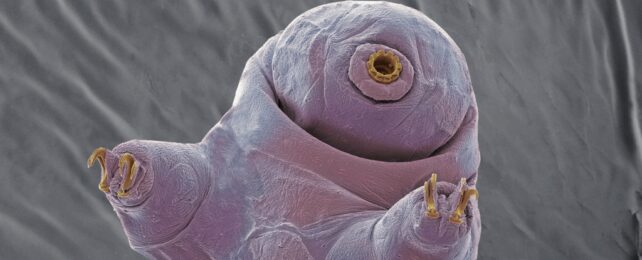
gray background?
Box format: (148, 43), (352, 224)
(0, 0), (640, 259)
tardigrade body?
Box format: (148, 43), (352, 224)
(88, 2), (481, 259)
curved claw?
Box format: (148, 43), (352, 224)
(448, 178), (479, 224)
(88, 147), (110, 192)
(424, 173), (439, 219)
(116, 153), (139, 198)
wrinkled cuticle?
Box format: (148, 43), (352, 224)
(112, 180), (152, 209)
(130, 164), (212, 247)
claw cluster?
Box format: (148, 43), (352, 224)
(424, 173), (479, 224)
(367, 49), (402, 84)
(87, 147), (139, 198)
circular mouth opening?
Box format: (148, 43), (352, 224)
(374, 56), (396, 74)
(367, 50), (402, 84)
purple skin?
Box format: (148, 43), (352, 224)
(88, 2), (481, 259)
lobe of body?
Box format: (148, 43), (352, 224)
(87, 1), (482, 259)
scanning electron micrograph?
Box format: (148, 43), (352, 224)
(88, 1), (481, 259)
(1, 0), (640, 259)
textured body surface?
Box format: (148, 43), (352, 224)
(92, 2), (481, 259)
(2, 0), (639, 259)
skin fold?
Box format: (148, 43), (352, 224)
(88, 1), (481, 259)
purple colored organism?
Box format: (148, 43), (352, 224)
(88, 1), (482, 259)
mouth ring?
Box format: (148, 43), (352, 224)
(348, 43), (414, 102)
(367, 50), (402, 84)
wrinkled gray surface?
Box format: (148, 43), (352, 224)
(0, 0), (640, 259)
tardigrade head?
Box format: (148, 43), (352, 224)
(271, 1), (475, 162)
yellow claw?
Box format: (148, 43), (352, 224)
(88, 147), (110, 193)
(424, 173), (439, 219)
(449, 178), (479, 225)
(116, 153), (139, 198)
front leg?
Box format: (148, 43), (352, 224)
(326, 174), (480, 260)
(87, 141), (211, 248)
(376, 174), (479, 259)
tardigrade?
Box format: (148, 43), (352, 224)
(88, 1), (481, 259)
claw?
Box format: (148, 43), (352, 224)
(88, 147), (110, 192)
(424, 173), (439, 219)
(116, 153), (139, 198)
(448, 178), (479, 224)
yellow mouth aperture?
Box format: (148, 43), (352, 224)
(367, 50), (402, 84)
